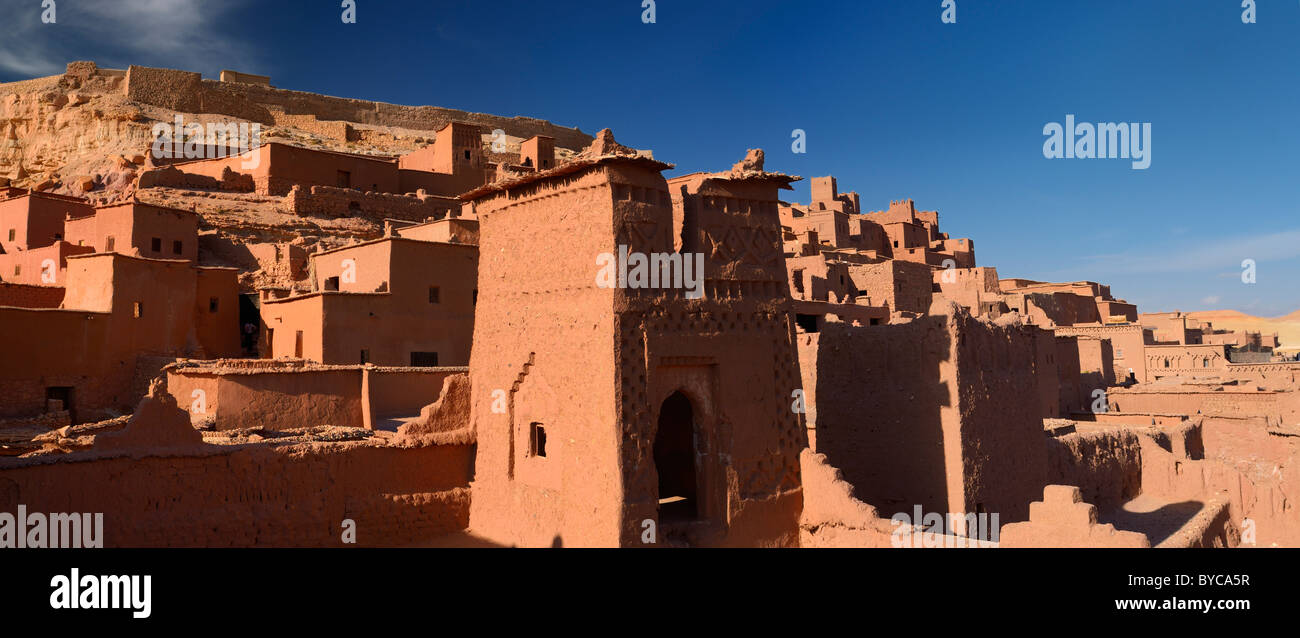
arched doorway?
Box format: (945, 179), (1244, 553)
(655, 391), (698, 522)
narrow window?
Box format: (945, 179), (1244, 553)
(173, 240), (183, 255)
(472, 289), (478, 306)
(463, 149), (471, 160)
(13, 265), (20, 276)
(294, 331), (304, 358)
(209, 297), (219, 313)
(151, 237), (162, 252)
(360, 349), (369, 364)
(105, 236), (115, 251)
(6, 229), (13, 241)
(428, 286), (440, 303)
(530, 422), (547, 457)
(133, 302), (143, 318)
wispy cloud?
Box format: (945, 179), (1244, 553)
(0, 0), (260, 79)
(1069, 229), (1300, 277)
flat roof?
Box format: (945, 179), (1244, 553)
(310, 235), (478, 259)
(461, 154), (674, 201)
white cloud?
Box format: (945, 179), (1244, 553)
(1201, 295), (1221, 305)
(0, 0), (260, 79)
(1071, 229), (1300, 276)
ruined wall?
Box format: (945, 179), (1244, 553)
(799, 310), (1047, 526)
(120, 65), (592, 149)
(286, 185), (459, 223)
(1045, 427), (1144, 512)
(1109, 387), (1294, 423)
(0, 440), (471, 547)
(999, 485), (1150, 548)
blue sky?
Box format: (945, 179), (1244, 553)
(2, 0), (1297, 315)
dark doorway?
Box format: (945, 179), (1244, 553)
(239, 293), (260, 356)
(45, 386), (75, 423)
(655, 391), (698, 522)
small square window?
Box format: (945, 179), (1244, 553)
(324, 276), (340, 292)
(530, 422), (547, 457)
(428, 286), (440, 303)
(151, 237), (162, 252)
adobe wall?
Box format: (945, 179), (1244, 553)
(1226, 362), (1300, 390)
(0, 308), (112, 420)
(798, 449), (897, 548)
(137, 164), (255, 192)
(1108, 387), (1293, 422)
(166, 365), (363, 430)
(469, 155), (804, 548)
(0, 242), (93, 286)
(366, 367), (462, 418)
(999, 485), (1150, 548)
(845, 259), (932, 314)
(0, 440), (472, 547)
(120, 65), (592, 149)
(266, 144), (399, 196)
(798, 309), (1048, 526)
(0, 281), (64, 308)
(286, 185), (460, 223)
(1055, 324), (1146, 383)
(950, 312), (1053, 521)
(165, 361), (466, 430)
(1045, 427), (1144, 513)
(467, 168), (626, 547)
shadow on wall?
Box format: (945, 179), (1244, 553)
(811, 316), (952, 519)
(1101, 500), (1205, 546)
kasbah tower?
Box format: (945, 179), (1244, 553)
(465, 132), (806, 547)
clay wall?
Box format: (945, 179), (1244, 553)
(394, 218), (478, 245)
(1145, 343), (1228, 379)
(0, 192), (93, 252)
(0, 281), (64, 308)
(0, 440), (472, 547)
(1055, 324), (1147, 383)
(286, 185), (460, 223)
(64, 202), (199, 261)
(0, 241), (94, 286)
(845, 259), (932, 314)
(797, 310), (1047, 528)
